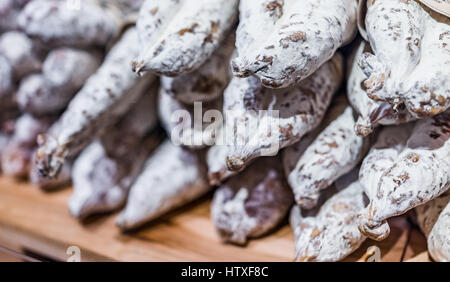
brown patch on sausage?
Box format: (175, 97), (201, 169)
(178, 23), (199, 36)
(407, 153), (419, 163)
(279, 32), (307, 48)
(328, 142), (338, 148)
(266, 1), (283, 18)
(310, 228), (321, 238)
(150, 7), (158, 15)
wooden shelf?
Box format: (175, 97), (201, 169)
(0, 176), (430, 262)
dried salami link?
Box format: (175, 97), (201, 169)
(347, 41), (415, 137)
(402, 15), (450, 118)
(116, 141), (210, 230)
(231, 0), (357, 88)
(132, 0), (238, 76)
(359, 0), (424, 102)
(1, 114), (53, 178)
(158, 86), (222, 150)
(286, 99), (368, 209)
(160, 35), (234, 104)
(415, 191), (450, 262)
(69, 90), (160, 218)
(34, 28), (155, 179)
(0, 31), (42, 80)
(18, 0), (121, 48)
(17, 48), (102, 116)
(359, 0), (450, 118)
(290, 178), (366, 262)
(359, 112), (450, 241)
(224, 53), (343, 172)
(212, 156), (293, 245)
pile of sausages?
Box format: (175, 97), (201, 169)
(0, 0), (449, 262)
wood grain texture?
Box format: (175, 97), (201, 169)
(0, 176), (429, 262)
(0, 247), (22, 262)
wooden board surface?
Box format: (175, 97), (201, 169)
(0, 176), (430, 262)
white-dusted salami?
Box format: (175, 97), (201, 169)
(290, 179), (366, 261)
(224, 54), (343, 172)
(359, 0), (450, 118)
(34, 28), (155, 179)
(231, 0), (357, 88)
(212, 156), (293, 245)
(359, 112), (450, 241)
(133, 0), (238, 76)
(116, 141), (209, 230)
